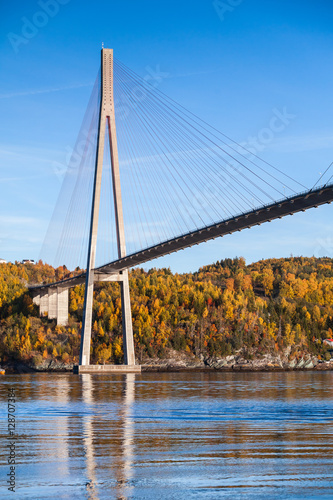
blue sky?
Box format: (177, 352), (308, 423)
(1, 0), (333, 272)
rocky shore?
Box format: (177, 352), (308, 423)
(141, 349), (333, 372)
(3, 349), (333, 373)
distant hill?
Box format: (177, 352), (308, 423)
(1, 256), (333, 369)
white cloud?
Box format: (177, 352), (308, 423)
(268, 133), (333, 153)
(0, 82), (94, 100)
(0, 215), (41, 227)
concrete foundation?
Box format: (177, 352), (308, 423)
(73, 364), (141, 374)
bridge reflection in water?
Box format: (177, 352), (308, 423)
(81, 374), (135, 500)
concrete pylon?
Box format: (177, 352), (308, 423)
(79, 49), (136, 367)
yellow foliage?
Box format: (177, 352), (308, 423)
(284, 324), (295, 346)
(25, 319), (31, 334)
(225, 306), (234, 320)
(113, 338), (123, 361)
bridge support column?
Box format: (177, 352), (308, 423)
(57, 287), (68, 326)
(80, 275), (95, 366)
(31, 287), (68, 325)
(32, 292), (40, 307)
(120, 270), (135, 365)
(48, 288), (57, 319)
(40, 289), (49, 317)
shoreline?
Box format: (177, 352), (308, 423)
(3, 358), (333, 374)
(3, 347), (333, 374)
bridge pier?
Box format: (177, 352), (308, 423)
(39, 289), (49, 317)
(48, 288), (57, 319)
(120, 270), (135, 365)
(80, 273), (95, 366)
(80, 270), (136, 366)
(57, 288), (69, 326)
(32, 287), (68, 326)
(32, 291), (40, 306)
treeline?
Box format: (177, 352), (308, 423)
(0, 256), (333, 366)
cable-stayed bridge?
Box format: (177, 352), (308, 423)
(30, 49), (333, 372)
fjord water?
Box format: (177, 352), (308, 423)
(1, 372), (333, 499)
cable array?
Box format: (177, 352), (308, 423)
(39, 72), (106, 269)
(40, 57), (315, 270)
(113, 58), (306, 256)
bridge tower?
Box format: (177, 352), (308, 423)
(79, 49), (136, 368)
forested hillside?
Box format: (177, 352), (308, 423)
(1, 256), (333, 367)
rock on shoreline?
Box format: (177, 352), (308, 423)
(141, 350), (332, 372)
(3, 349), (333, 373)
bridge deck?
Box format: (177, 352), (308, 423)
(30, 183), (333, 290)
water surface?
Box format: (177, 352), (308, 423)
(1, 371), (333, 499)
